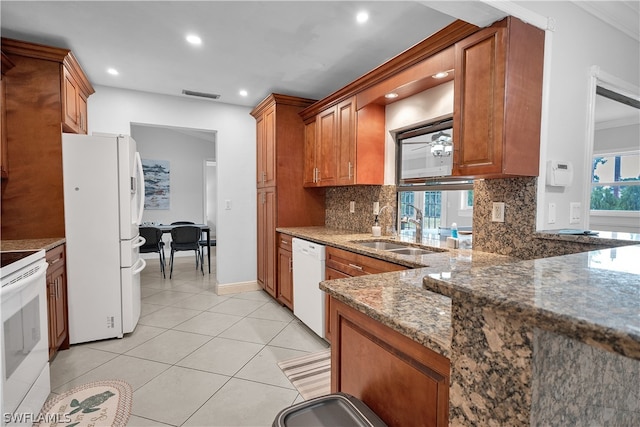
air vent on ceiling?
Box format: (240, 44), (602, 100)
(182, 89), (221, 100)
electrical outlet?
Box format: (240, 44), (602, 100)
(570, 202), (581, 224)
(349, 201), (355, 213)
(548, 203), (556, 224)
(492, 202), (505, 222)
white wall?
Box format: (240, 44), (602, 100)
(131, 124), (215, 226)
(88, 85), (256, 286)
(517, 1), (639, 230)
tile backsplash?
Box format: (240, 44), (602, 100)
(325, 185), (397, 234)
(326, 178), (618, 259)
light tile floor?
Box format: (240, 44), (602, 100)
(50, 252), (329, 426)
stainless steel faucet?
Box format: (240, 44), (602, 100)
(378, 205), (397, 237)
(401, 204), (423, 243)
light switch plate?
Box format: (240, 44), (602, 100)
(492, 202), (505, 222)
(225, 199), (232, 210)
(548, 203), (556, 224)
(349, 201), (355, 213)
(569, 202), (581, 224)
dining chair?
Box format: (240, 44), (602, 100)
(169, 225), (204, 278)
(139, 226), (166, 278)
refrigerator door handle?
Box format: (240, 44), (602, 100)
(135, 151), (145, 225)
(132, 257), (147, 275)
(133, 235), (146, 248)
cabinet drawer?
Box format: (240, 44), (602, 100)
(325, 246), (405, 277)
(278, 233), (293, 250)
(46, 244), (65, 268)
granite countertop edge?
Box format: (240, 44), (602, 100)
(535, 230), (640, 246)
(1, 238), (66, 252)
(278, 226), (513, 359)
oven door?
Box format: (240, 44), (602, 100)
(1, 259), (49, 417)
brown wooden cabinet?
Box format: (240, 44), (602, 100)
(257, 187), (276, 297)
(453, 16), (544, 178)
(256, 103), (276, 188)
(62, 65), (90, 134)
(46, 244), (69, 360)
(330, 297), (450, 427)
(277, 233), (293, 309)
(1, 38), (94, 240)
(1, 51), (15, 181)
(303, 97), (385, 187)
(251, 94), (325, 301)
(324, 246), (405, 342)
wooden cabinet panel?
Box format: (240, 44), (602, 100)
(46, 244), (68, 360)
(336, 97), (356, 185)
(325, 246), (406, 277)
(304, 97), (384, 187)
(277, 233), (293, 309)
(256, 104), (276, 187)
(1, 51), (14, 180)
(315, 106), (338, 186)
(453, 17), (543, 178)
(257, 187), (276, 297)
(330, 297), (450, 427)
(1, 38), (94, 239)
(302, 121), (316, 186)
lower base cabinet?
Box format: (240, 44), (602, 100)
(277, 233), (293, 309)
(46, 244), (69, 360)
(329, 297), (450, 427)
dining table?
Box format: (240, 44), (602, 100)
(155, 223), (212, 274)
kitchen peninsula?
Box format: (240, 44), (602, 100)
(277, 226), (640, 426)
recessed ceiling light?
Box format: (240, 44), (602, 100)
(432, 71), (449, 79)
(186, 34), (202, 45)
(385, 92), (399, 99)
(356, 11), (369, 24)
(107, 68), (119, 76)
(239, 89), (248, 97)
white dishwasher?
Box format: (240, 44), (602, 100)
(292, 238), (326, 338)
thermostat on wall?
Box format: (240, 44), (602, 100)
(546, 160), (573, 187)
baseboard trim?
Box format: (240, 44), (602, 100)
(216, 280), (261, 295)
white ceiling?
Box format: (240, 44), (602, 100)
(1, 0), (637, 122)
(0, 1), (457, 108)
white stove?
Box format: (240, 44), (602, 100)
(1, 249), (50, 426)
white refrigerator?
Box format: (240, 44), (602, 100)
(62, 133), (146, 344)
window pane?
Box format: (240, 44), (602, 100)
(591, 185), (640, 210)
(592, 153), (640, 183)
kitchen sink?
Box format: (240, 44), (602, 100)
(386, 247), (435, 256)
(352, 240), (444, 256)
(355, 241), (408, 250)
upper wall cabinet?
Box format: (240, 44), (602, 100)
(452, 17), (544, 178)
(62, 64), (91, 134)
(303, 97), (385, 187)
(1, 38), (94, 239)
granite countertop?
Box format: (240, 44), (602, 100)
(535, 229), (640, 246)
(1, 238), (66, 252)
(423, 244), (640, 360)
(279, 226), (640, 362)
(277, 226), (515, 358)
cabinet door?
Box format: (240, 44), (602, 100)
(302, 121), (317, 186)
(316, 106), (337, 186)
(324, 267), (351, 343)
(331, 297), (450, 427)
(453, 26), (506, 176)
(78, 91), (88, 134)
(257, 104), (276, 187)
(46, 245), (68, 360)
(336, 97), (356, 185)
(62, 66), (80, 133)
(277, 247), (293, 309)
(257, 188), (276, 297)
(1, 74), (7, 179)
